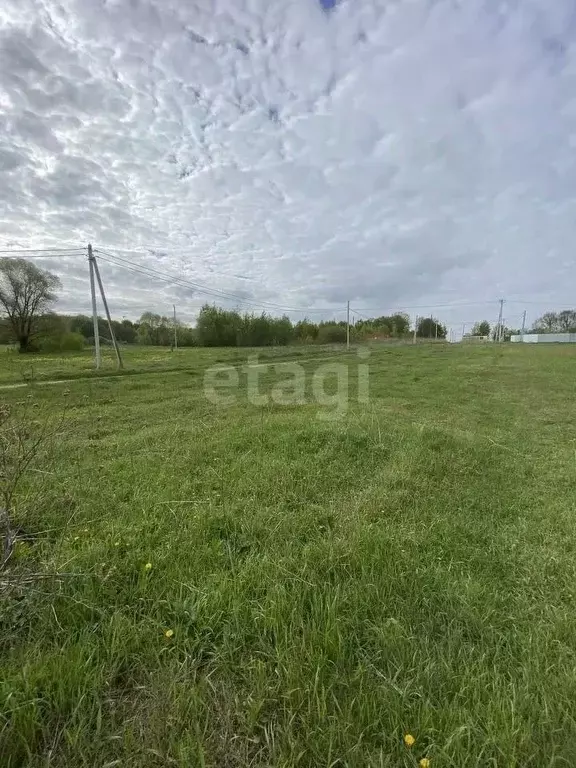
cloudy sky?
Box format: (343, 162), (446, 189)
(1, 0), (575, 331)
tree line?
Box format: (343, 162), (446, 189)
(0, 258), (448, 352)
(531, 311), (576, 334)
(469, 311), (576, 341)
(2, 257), (574, 352)
(0, 305), (435, 351)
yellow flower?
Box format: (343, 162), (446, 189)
(144, 562), (152, 571)
(114, 542), (120, 547)
(419, 759), (430, 768)
(404, 734), (415, 748)
(164, 629), (174, 638)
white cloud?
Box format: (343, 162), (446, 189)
(0, 0), (575, 328)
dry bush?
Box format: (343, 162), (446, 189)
(0, 400), (62, 574)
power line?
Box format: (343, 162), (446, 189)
(95, 251), (283, 310)
(95, 248), (329, 312)
(349, 308), (371, 322)
(351, 299), (501, 312)
(0, 251), (84, 259)
(3, 244), (564, 321)
(505, 298), (574, 306)
(0, 247), (85, 254)
(95, 249), (342, 314)
(101, 245), (260, 283)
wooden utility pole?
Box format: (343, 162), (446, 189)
(92, 254), (123, 369)
(521, 310), (527, 341)
(88, 244), (101, 369)
(496, 299), (505, 342)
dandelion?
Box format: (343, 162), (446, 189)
(114, 541), (120, 547)
(164, 629), (174, 638)
(83, 528), (89, 533)
(73, 536), (80, 542)
(144, 562), (152, 571)
(419, 759), (430, 768)
(404, 734), (415, 748)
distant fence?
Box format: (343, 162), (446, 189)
(510, 333), (576, 344)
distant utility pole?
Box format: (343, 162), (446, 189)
(521, 310), (527, 340)
(173, 304), (178, 350)
(462, 323), (466, 340)
(91, 252), (124, 369)
(413, 316), (418, 344)
(87, 243), (101, 369)
(346, 301), (350, 350)
(495, 298), (505, 342)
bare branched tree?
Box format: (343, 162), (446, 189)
(0, 258), (61, 352)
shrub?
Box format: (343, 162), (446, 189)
(317, 324), (347, 344)
(38, 332), (85, 353)
(59, 332), (85, 352)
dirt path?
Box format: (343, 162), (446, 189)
(0, 353), (350, 391)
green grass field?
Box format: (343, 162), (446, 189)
(1, 342), (576, 767)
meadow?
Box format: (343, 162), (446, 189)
(1, 342), (576, 767)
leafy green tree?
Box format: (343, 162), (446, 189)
(237, 313), (274, 346)
(69, 314), (93, 339)
(353, 320), (391, 340)
(176, 326), (197, 347)
(317, 323), (347, 344)
(115, 319), (137, 344)
(137, 312), (172, 346)
(268, 315), (294, 345)
(416, 317), (446, 339)
(196, 306), (294, 347)
(472, 320), (491, 337)
(196, 306), (241, 347)
(353, 313), (410, 339)
(384, 313), (411, 336)
(0, 258), (61, 352)
(294, 319), (319, 342)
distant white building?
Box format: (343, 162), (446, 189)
(510, 333), (576, 343)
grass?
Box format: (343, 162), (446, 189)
(1, 342), (576, 766)
(0, 344), (344, 385)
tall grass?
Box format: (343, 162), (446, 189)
(1, 343), (576, 766)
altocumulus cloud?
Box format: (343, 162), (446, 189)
(0, 0), (576, 322)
